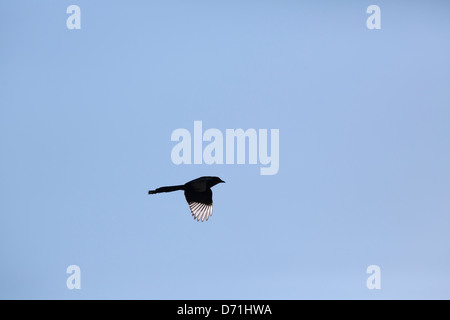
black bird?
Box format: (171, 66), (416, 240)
(148, 176), (225, 222)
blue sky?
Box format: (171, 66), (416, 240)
(1, 0), (449, 299)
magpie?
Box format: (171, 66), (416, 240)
(148, 176), (225, 222)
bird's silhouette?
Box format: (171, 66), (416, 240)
(148, 176), (225, 222)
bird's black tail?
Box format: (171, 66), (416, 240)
(148, 185), (185, 194)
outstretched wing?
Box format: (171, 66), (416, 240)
(187, 202), (213, 222)
(184, 189), (213, 222)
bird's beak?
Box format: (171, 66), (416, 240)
(220, 179), (225, 183)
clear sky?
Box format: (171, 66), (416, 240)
(1, 0), (449, 299)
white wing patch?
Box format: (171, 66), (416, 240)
(188, 202), (213, 222)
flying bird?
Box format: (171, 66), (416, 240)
(148, 176), (225, 222)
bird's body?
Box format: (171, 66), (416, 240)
(148, 176), (225, 222)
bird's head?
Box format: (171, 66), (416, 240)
(208, 176), (225, 187)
